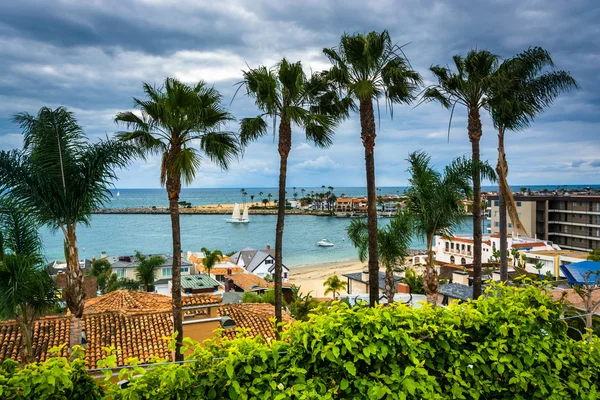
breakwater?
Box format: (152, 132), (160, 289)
(93, 207), (331, 216)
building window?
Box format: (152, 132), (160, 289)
(451, 243), (454, 250)
(181, 267), (189, 274)
(508, 223), (512, 228)
(450, 256), (455, 264)
(116, 269), (124, 278)
(573, 202), (577, 206)
(445, 242), (449, 251)
(494, 222), (499, 227)
(264, 258), (274, 265)
(284, 272), (288, 279)
(494, 201), (499, 206)
(494, 211), (499, 217)
(461, 258), (466, 265)
(162, 267), (172, 277)
(517, 201), (522, 207)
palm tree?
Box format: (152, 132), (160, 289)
(323, 275), (347, 300)
(324, 30), (422, 306)
(135, 251), (165, 292)
(262, 199), (269, 208)
(488, 47), (578, 280)
(88, 258), (112, 294)
(267, 193), (273, 205)
(301, 188), (306, 198)
(347, 212), (413, 303)
(259, 191), (264, 199)
(200, 247), (223, 278)
(0, 107), (136, 319)
(0, 198), (56, 363)
(237, 59), (344, 328)
(115, 78), (239, 360)
(423, 49), (500, 298)
(405, 151), (495, 304)
(250, 194), (255, 204)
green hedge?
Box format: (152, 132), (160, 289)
(1, 284), (599, 399)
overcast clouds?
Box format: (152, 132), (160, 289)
(0, 0), (598, 188)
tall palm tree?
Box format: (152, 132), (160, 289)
(0, 107), (136, 319)
(301, 188), (306, 197)
(324, 30), (422, 306)
(423, 50), (500, 298)
(200, 247), (223, 278)
(405, 151), (495, 303)
(323, 275), (347, 300)
(0, 198), (56, 363)
(236, 59), (344, 328)
(134, 251), (165, 292)
(115, 78), (239, 360)
(347, 212), (413, 303)
(488, 47), (578, 280)
(267, 193), (273, 205)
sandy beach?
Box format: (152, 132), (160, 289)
(289, 259), (367, 298)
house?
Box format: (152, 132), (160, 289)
(224, 274), (270, 293)
(230, 246), (289, 281)
(187, 251), (245, 282)
(342, 270), (402, 297)
(176, 274), (221, 294)
(433, 233), (554, 266)
(0, 290), (293, 369)
(45, 259), (92, 278)
(104, 253), (194, 295)
(56, 274), (98, 300)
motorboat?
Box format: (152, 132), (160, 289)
(226, 203), (250, 223)
(316, 238), (334, 247)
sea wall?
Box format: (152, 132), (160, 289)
(93, 207), (332, 216)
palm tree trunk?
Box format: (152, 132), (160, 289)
(166, 151), (183, 361)
(359, 98), (379, 307)
(496, 125), (509, 281)
(65, 225), (84, 318)
(499, 193), (509, 281)
(424, 234), (438, 305)
(274, 117), (292, 333)
(384, 267), (395, 304)
(468, 107), (483, 299)
(16, 314), (33, 364)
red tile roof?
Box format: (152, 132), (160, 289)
(512, 242), (547, 249)
(218, 304), (294, 341)
(0, 316), (70, 364)
(83, 312), (172, 368)
(225, 274), (269, 291)
(81, 290), (221, 314)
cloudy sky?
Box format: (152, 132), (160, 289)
(1, 0), (598, 188)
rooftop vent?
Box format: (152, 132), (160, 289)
(220, 316), (236, 329)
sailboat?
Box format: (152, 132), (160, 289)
(226, 203), (250, 223)
(116, 191), (120, 197)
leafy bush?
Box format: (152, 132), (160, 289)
(1, 284), (599, 399)
(0, 346), (103, 399)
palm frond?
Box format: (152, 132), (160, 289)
(199, 132), (239, 170)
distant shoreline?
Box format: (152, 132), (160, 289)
(93, 206), (332, 216)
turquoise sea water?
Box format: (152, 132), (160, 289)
(38, 185), (597, 267)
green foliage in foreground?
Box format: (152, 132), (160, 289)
(1, 284), (600, 399)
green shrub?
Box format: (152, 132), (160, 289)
(1, 284), (599, 399)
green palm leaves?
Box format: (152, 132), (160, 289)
(0, 107), (137, 317)
(236, 58), (343, 148)
(201, 247), (223, 277)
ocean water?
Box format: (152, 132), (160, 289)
(38, 185), (596, 267)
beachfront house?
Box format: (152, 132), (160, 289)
(45, 258), (93, 278)
(187, 251), (245, 282)
(104, 253), (193, 295)
(342, 270), (403, 298)
(230, 246), (289, 282)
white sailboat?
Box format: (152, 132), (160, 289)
(227, 203), (250, 223)
(116, 191), (120, 197)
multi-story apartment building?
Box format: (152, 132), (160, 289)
(487, 194), (600, 252)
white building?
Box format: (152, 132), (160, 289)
(230, 246), (290, 282)
(433, 234), (554, 266)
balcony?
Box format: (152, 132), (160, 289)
(549, 209), (600, 216)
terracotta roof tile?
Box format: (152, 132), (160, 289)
(512, 242), (547, 249)
(549, 288), (600, 311)
(82, 290), (221, 314)
(182, 294), (222, 307)
(225, 274), (269, 291)
(83, 312), (172, 368)
(0, 317), (70, 364)
(195, 266), (245, 275)
(218, 304), (294, 341)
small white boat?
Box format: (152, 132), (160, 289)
(316, 238), (334, 247)
(226, 203), (250, 223)
(116, 191), (120, 197)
